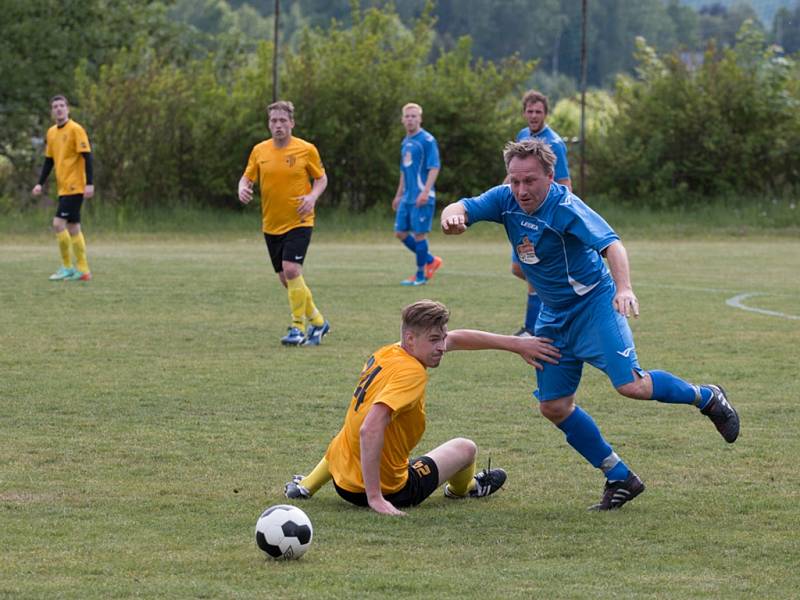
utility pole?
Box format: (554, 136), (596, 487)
(272, 0), (280, 102)
(580, 0), (588, 197)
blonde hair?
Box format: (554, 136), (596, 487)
(402, 102), (423, 115)
(503, 139), (556, 175)
(267, 100), (295, 119)
(401, 300), (449, 335)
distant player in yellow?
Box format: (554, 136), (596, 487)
(284, 299), (561, 516)
(32, 95), (94, 281)
(238, 100), (330, 346)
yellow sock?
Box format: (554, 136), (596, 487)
(286, 275), (307, 329)
(70, 232), (90, 273)
(446, 461), (477, 497)
(56, 230), (72, 268)
(304, 285), (325, 327)
(299, 457), (332, 495)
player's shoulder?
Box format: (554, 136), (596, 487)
(376, 343), (425, 373)
(542, 125), (566, 145)
(516, 127), (530, 141)
(290, 136), (318, 150)
(418, 128), (437, 143)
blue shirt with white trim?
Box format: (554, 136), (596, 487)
(460, 183), (619, 309)
(516, 125), (570, 182)
(400, 128), (440, 205)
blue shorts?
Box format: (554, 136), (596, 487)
(395, 202), (435, 234)
(534, 287), (643, 401)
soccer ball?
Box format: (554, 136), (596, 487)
(255, 504), (313, 560)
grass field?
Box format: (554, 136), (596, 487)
(2, 229), (799, 599)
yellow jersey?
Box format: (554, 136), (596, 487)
(243, 136), (325, 235)
(326, 343), (428, 494)
(45, 119), (91, 196)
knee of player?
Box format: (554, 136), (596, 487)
(616, 374), (651, 399)
(395, 231), (408, 240)
(454, 437), (477, 460)
(538, 396), (574, 422)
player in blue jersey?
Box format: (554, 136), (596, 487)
(441, 138), (740, 511)
(512, 91), (573, 337)
(392, 103), (443, 286)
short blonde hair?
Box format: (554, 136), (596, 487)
(402, 102), (423, 115)
(401, 299), (449, 335)
(267, 100), (295, 119)
(503, 138), (556, 175)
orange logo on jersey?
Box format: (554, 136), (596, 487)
(285, 155), (296, 167)
(516, 235), (540, 265)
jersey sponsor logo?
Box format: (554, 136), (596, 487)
(520, 220), (538, 230)
(616, 346), (635, 358)
(402, 150), (412, 167)
(285, 155), (297, 167)
(516, 235), (539, 264)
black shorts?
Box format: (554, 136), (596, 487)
(263, 227), (313, 273)
(55, 194), (84, 223)
(333, 455), (440, 508)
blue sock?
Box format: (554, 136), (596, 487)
(415, 239), (429, 278)
(401, 234), (417, 253)
(649, 370), (712, 409)
(557, 406), (630, 481)
(524, 292), (541, 332)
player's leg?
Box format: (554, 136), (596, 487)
(511, 253), (540, 336)
(49, 201), (75, 280)
(281, 227), (329, 346)
(424, 437), (507, 499)
(412, 203), (442, 282)
(285, 456), (332, 499)
(587, 298), (740, 443)
(536, 309), (643, 510)
(58, 196), (91, 281)
(264, 233), (304, 345)
(282, 260), (307, 345)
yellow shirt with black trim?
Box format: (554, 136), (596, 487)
(325, 343), (428, 494)
(243, 136), (325, 235)
(45, 119), (91, 196)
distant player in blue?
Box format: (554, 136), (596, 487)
(512, 91), (572, 337)
(392, 103), (443, 286)
(441, 138), (740, 511)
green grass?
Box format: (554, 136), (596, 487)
(2, 229), (800, 599)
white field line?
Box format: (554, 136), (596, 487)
(725, 292), (800, 321)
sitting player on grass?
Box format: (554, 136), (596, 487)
(283, 299), (561, 516)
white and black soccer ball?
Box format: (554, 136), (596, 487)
(255, 504), (313, 560)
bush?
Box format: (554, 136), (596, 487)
(588, 22), (800, 206)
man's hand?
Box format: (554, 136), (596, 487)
(613, 288), (640, 318)
(297, 194), (316, 217)
(83, 184), (94, 199)
(391, 195), (402, 211)
(514, 336), (561, 370)
(367, 495), (406, 516)
(238, 179), (254, 204)
(415, 191), (429, 207)
(441, 213), (467, 235)
(31, 184), (42, 197)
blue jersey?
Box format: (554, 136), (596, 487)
(516, 125), (570, 182)
(400, 128), (440, 205)
(460, 183), (619, 310)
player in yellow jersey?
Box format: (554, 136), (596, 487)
(238, 101), (330, 346)
(31, 95), (94, 282)
(284, 300), (561, 516)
